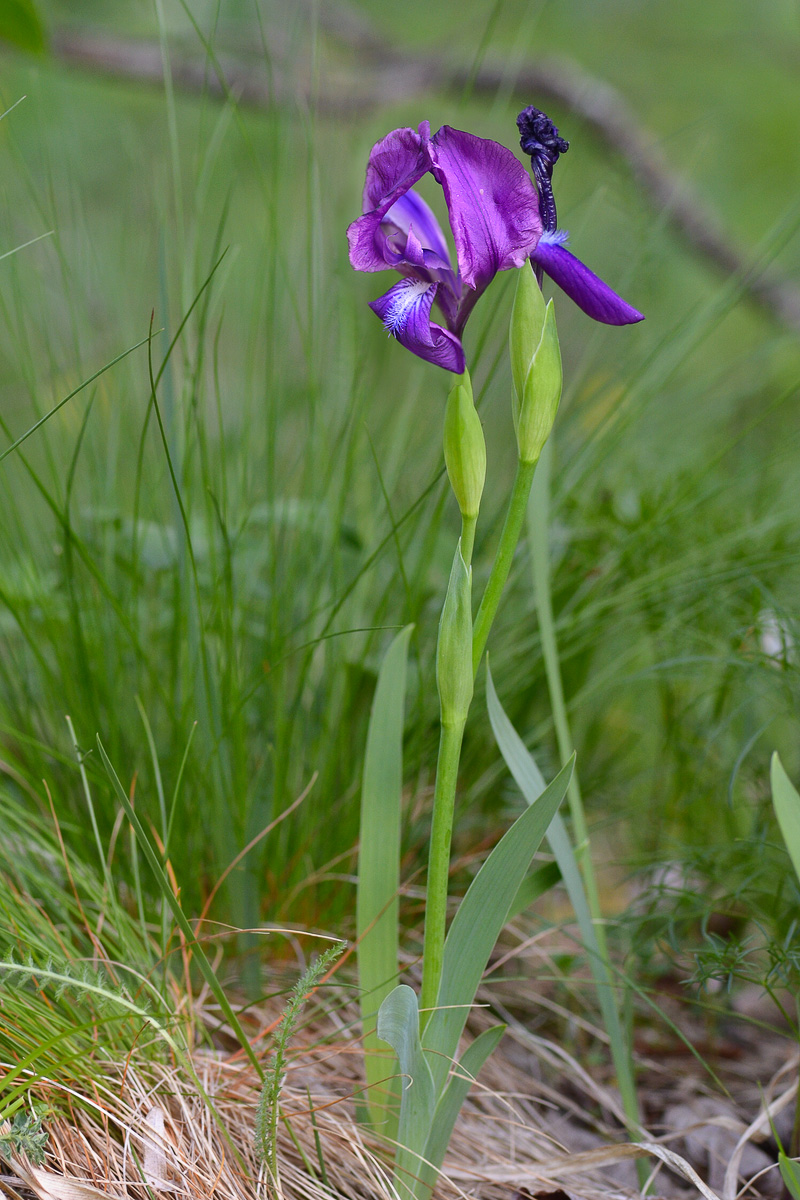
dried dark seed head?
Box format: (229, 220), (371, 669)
(516, 105), (569, 233)
(516, 106), (569, 165)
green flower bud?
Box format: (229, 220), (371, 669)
(443, 370), (486, 520)
(516, 299), (562, 464)
(509, 263), (546, 428)
(436, 540), (473, 728)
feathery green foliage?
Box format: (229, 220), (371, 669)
(0, 1109), (48, 1165)
(255, 943), (345, 1179)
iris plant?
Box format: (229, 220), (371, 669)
(351, 108), (645, 1200)
(347, 111), (642, 373)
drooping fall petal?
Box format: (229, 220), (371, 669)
(531, 237), (644, 326)
(369, 278), (465, 373)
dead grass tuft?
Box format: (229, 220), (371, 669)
(2, 982), (795, 1200)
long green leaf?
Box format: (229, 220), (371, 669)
(526, 445), (645, 1167)
(418, 1023), (505, 1197)
(779, 1153), (800, 1200)
(486, 665), (641, 1136)
(423, 757), (572, 1096)
(486, 664), (595, 934)
(376, 984), (436, 1200)
(0, 0), (45, 52)
(357, 624), (413, 1131)
(508, 860), (561, 920)
(96, 738), (262, 1076)
(771, 753), (800, 887)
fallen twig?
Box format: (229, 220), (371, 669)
(16, 19), (796, 333)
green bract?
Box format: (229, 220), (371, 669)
(509, 268), (563, 465)
(509, 261), (546, 405)
(436, 542), (473, 727)
(443, 370), (486, 520)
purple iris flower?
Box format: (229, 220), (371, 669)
(347, 116), (643, 373)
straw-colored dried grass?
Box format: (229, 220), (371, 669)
(2, 977), (795, 1200)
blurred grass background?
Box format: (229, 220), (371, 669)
(0, 0), (798, 965)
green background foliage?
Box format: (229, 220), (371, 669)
(0, 0), (45, 53)
(0, 0), (797, 967)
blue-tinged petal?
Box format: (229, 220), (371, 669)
(430, 126), (542, 294)
(369, 278), (465, 373)
(402, 225), (429, 271)
(348, 125), (432, 273)
(384, 187), (452, 268)
(531, 239), (644, 325)
(400, 227), (460, 330)
(400, 226), (453, 285)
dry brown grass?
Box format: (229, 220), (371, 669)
(2, 973), (795, 1200)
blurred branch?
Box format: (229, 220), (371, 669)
(42, 23), (800, 332)
(477, 55), (800, 331)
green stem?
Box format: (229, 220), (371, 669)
(460, 513), (477, 567)
(420, 461), (533, 1023)
(472, 458), (537, 674)
(527, 438), (644, 1160)
(418, 494), (477, 1026)
(420, 452), (534, 1027)
(420, 719), (466, 1022)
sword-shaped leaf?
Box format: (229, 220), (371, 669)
(357, 625), (413, 1131)
(771, 753), (800, 888)
(422, 755), (572, 1095)
(486, 664), (641, 1136)
(416, 1024), (505, 1199)
(377, 984), (436, 1200)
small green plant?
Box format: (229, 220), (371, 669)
(0, 1109), (48, 1166)
(255, 943), (344, 1185)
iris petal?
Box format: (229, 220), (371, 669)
(429, 126), (542, 293)
(531, 241), (644, 326)
(398, 228), (460, 330)
(384, 188), (452, 268)
(363, 122), (431, 212)
(369, 278), (465, 373)
(347, 126), (432, 273)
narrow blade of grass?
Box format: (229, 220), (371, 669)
(0, 333), (152, 467)
(96, 736), (262, 1076)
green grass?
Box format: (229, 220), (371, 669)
(0, 786), (183, 1125)
(0, 0), (797, 996)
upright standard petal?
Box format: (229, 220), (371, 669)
(347, 125), (432, 273)
(531, 239), (644, 326)
(430, 126), (542, 295)
(369, 278), (465, 373)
